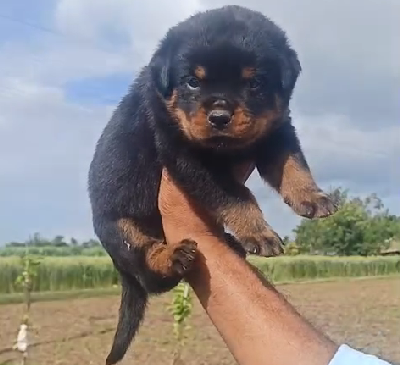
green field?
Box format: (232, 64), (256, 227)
(0, 255), (399, 294)
(0, 246), (106, 257)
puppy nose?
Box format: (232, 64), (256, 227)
(208, 110), (232, 129)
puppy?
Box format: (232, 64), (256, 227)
(88, 5), (337, 364)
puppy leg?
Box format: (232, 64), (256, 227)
(114, 218), (197, 292)
(98, 218), (197, 365)
(218, 190), (284, 257)
(160, 151), (283, 257)
(256, 122), (337, 219)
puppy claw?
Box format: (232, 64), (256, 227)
(238, 228), (284, 258)
(285, 191), (338, 219)
(171, 239), (198, 276)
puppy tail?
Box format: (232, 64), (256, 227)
(106, 274), (148, 365)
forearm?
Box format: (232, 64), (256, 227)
(187, 235), (338, 365)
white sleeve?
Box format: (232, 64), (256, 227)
(329, 344), (393, 365)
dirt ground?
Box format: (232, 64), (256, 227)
(0, 277), (399, 365)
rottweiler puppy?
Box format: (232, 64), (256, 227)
(88, 5), (337, 364)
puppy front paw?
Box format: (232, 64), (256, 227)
(284, 190), (338, 219)
(238, 225), (284, 257)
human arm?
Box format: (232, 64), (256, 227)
(157, 166), (393, 365)
(157, 166), (337, 365)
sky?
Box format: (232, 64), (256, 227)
(0, 0), (399, 244)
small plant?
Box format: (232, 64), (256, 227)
(169, 281), (193, 365)
(13, 242), (41, 365)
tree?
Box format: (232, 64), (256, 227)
(293, 187), (399, 256)
(27, 232), (50, 247)
(52, 235), (68, 247)
(82, 239), (101, 248)
(70, 237), (79, 246)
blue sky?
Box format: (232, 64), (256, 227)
(0, 0), (399, 244)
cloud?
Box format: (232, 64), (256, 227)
(0, 0), (398, 244)
(54, 0), (204, 66)
(200, 0), (400, 127)
(0, 76), (111, 242)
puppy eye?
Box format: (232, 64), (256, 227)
(186, 77), (200, 90)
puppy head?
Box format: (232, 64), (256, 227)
(150, 6), (301, 149)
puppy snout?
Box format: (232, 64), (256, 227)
(208, 110), (233, 129)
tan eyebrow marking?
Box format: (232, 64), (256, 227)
(194, 66), (207, 79)
(242, 67), (256, 78)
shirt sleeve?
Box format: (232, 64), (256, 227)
(329, 344), (393, 365)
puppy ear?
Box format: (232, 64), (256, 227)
(281, 48), (301, 100)
(149, 51), (174, 99)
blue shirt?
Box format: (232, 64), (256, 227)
(329, 345), (393, 365)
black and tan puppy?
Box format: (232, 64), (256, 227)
(88, 5), (337, 364)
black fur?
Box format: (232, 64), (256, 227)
(88, 5), (335, 364)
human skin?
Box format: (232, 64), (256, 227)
(158, 166), (338, 365)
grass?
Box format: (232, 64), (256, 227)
(0, 254), (399, 295)
(0, 256), (118, 293)
(0, 246), (106, 257)
(248, 254), (400, 282)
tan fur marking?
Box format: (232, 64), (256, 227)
(218, 194), (283, 256)
(230, 94), (283, 144)
(260, 151), (336, 219)
(268, 153), (319, 199)
(117, 219), (183, 276)
(165, 90), (283, 146)
(117, 218), (150, 247)
(145, 243), (175, 275)
(166, 90), (211, 141)
(220, 202), (263, 237)
(242, 67), (256, 78)
(194, 66), (206, 79)
(216, 187), (265, 238)
(146, 240), (195, 276)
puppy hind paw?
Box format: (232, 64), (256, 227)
(171, 239), (198, 276)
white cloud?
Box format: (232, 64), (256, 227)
(55, 0), (204, 67)
(0, 0), (398, 243)
(0, 75), (112, 242)
(294, 113), (400, 187)
(0, 78), (110, 189)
